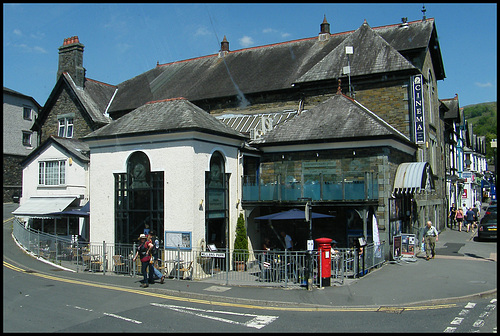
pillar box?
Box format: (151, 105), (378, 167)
(315, 237), (332, 286)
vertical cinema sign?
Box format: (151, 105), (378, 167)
(411, 75), (425, 144)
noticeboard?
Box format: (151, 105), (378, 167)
(392, 235), (402, 261)
(165, 231), (191, 250)
(401, 234), (416, 258)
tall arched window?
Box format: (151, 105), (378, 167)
(115, 151), (164, 244)
(205, 151), (229, 248)
(428, 70), (435, 125)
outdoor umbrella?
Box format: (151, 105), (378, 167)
(255, 209), (334, 249)
(254, 208), (334, 221)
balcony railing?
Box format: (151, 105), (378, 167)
(243, 171), (378, 202)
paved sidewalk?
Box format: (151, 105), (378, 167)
(11, 225), (494, 309)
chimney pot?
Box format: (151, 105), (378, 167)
(319, 15), (331, 41)
(221, 35), (229, 52)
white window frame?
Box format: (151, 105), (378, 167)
(58, 117), (74, 138)
(23, 106), (32, 120)
(22, 131), (32, 147)
(39, 160), (66, 186)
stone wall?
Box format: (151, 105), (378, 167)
(3, 154), (24, 202)
(41, 86), (93, 143)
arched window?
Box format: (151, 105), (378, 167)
(115, 151), (164, 244)
(127, 151), (151, 189)
(205, 151), (229, 249)
(428, 70), (435, 125)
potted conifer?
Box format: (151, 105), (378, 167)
(233, 213), (249, 271)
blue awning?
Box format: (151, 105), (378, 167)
(48, 201), (89, 217)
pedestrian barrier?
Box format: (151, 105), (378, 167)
(12, 218), (385, 288)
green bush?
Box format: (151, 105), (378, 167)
(233, 213), (249, 262)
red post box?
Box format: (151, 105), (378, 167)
(315, 237), (332, 286)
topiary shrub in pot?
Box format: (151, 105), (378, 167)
(233, 213), (249, 271)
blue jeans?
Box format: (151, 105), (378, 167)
(141, 261), (154, 284)
(152, 266), (163, 279)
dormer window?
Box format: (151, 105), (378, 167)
(58, 116), (74, 138)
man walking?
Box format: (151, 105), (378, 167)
(422, 221), (439, 261)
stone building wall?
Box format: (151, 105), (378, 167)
(40, 86), (93, 143)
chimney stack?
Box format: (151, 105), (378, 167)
(319, 15), (330, 41)
(219, 36), (230, 58)
(58, 36), (86, 87)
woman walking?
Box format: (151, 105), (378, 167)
(455, 207), (464, 231)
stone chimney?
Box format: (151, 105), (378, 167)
(58, 36), (86, 87)
(218, 35), (230, 58)
(319, 15), (330, 41)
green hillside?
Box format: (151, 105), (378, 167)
(463, 102), (497, 166)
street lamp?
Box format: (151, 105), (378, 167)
(491, 139), (497, 178)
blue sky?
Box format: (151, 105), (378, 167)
(3, 3), (497, 108)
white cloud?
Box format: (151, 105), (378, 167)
(239, 35), (254, 48)
(195, 26), (211, 36)
(13, 29), (22, 36)
(30, 32), (46, 40)
(263, 28), (291, 39)
(116, 42), (133, 53)
(263, 28), (277, 34)
(33, 46), (47, 54)
(475, 82), (492, 88)
(10, 43), (46, 54)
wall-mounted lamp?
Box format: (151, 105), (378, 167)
(69, 157), (73, 166)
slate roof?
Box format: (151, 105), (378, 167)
(251, 93), (414, 147)
(441, 96), (460, 120)
(295, 21), (417, 83)
(21, 135), (90, 167)
(3, 87), (42, 109)
(106, 19), (442, 116)
(32, 73), (114, 132)
(83, 97), (246, 141)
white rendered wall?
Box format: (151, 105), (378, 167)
(88, 132), (243, 247)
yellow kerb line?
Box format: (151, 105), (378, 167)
(3, 260), (456, 312)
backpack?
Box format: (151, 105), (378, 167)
(149, 238), (159, 256)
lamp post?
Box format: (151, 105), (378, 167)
(491, 139), (497, 179)
(301, 198), (313, 290)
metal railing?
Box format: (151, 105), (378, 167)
(12, 218), (385, 288)
(243, 171), (378, 202)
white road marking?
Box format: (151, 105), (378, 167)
(66, 304), (142, 324)
(465, 302), (476, 309)
(450, 317), (464, 325)
(151, 303), (278, 329)
(103, 312), (142, 324)
(444, 326), (457, 333)
(485, 304), (496, 311)
(472, 319), (485, 328)
(66, 304), (93, 312)
(458, 309), (469, 316)
(203, 285), (231, 292)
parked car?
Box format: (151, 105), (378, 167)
(477, 217), (497, 241)
(481, 205), (497, 224)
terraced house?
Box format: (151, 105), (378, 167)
(16, 16), (453, 261)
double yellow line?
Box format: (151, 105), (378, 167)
(3, 260), (456, 312)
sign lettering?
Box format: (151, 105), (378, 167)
(411, 75), (425, 144)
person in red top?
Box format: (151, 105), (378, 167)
(133, 233), (154, 288)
